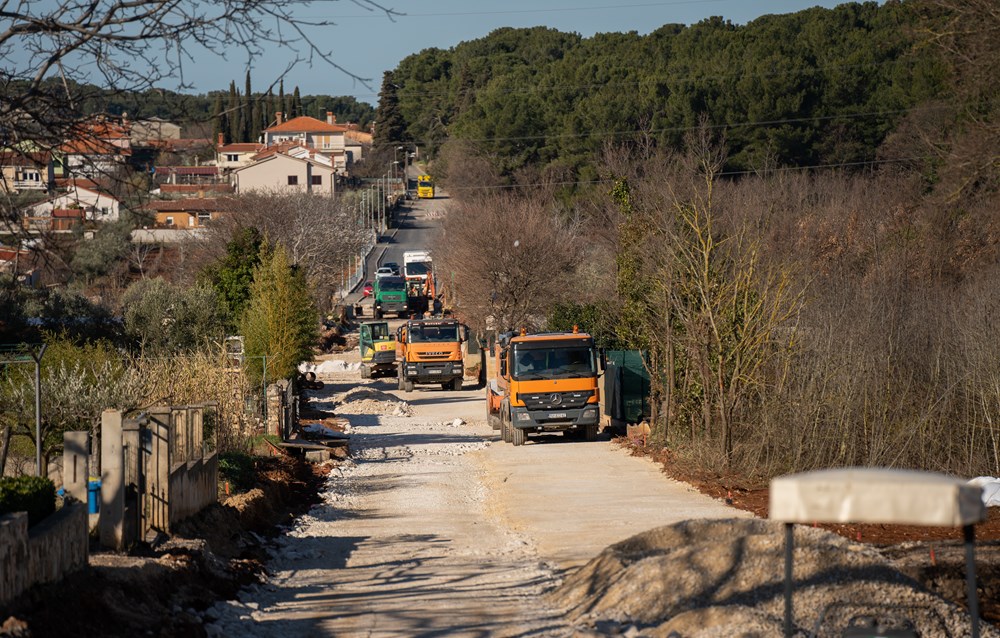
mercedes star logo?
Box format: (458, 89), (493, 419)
(549, 393), (562, 405)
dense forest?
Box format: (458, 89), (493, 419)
(385, 1), (947, 182)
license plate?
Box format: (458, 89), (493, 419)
(549, 412), (567, 419)
(429, 370), (442, 374)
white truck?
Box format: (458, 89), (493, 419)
(403, 250), (434, 315)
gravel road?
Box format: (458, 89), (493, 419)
(202, 362), (748, 637)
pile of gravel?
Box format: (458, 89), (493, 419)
(334, 387), (413, 417)
(551, 518), (995, 637)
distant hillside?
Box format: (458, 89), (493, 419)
(387, 2), (946, 178)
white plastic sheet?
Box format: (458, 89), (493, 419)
(969, 476), (1000, 507)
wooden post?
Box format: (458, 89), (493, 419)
(99, 410), (125, 550)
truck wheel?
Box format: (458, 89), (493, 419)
(511, 425), (526, 446)
(360, 365), (370, 379)
(501, 410), (512, 443)
(585, 425), (599, 442)
(404, 379), (415, 392)
(451, 377), (463, 391)
(397, 367), (405, 391)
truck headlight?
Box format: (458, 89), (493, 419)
(516, 412), (531, 422)
(583, 408), (597, 419)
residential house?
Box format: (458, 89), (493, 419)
(230, 152), (339, 196)
(216, 135), (266, 171)
(0, 247), (41, 287)
(145, 197), (237, 229)
(129, 117), (181, 144)
(59, 117), (132, 179)
(0, 151), (54, 194)
(345, 128), (371, 164)
(26, 179), (122, 225)
(262, 112), (349, 174)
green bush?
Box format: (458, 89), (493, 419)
(218, 452), (257, 494)
(0, 476), (56, 527)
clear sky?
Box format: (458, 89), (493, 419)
(203, 0), (849, 106)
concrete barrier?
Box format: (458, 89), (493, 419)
(0, 501), (88, 609)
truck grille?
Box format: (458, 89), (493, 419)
(521, 390), (593, 411)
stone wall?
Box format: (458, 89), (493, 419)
(0, 501), (88, 609)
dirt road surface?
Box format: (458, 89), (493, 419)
(202, 353), (746, 637)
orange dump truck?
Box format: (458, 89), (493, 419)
(395, 318), (468, 392)
(486, 327), (602, 446)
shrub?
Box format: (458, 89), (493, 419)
(0, 476), (56, 526)
(218, 452), (257, 494)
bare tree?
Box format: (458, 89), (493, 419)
(435, 191), (581, 334)
(201, 191), (371, 308)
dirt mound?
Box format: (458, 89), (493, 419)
(335, 386), (413, 416)
(552, 518), (994, 637)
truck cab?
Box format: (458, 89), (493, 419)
(486, 327), (602, 446)
(396, 318), (467, 392)
(373, 276), (409, 319)
(359, 321), (397, 379)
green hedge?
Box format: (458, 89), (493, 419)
(0, 476), (56, 527)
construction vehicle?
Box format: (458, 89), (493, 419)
(359, 321), (397, 379)
(373, 275), (408, 319)
(396, 318), (467, 392)
(403, 250), (435, 316)
(486, 327), (602, 446)
(417, 174), (434, 199)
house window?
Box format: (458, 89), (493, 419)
(311, 175), (322, 186)
(165, 216), (174, 226)
(226, 154), (239, 162)
(197, 212), (211, 224)
(287, 175), (298, 185)
(100, 207), (109, 216)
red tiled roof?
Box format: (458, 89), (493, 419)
(145, 197), (238, 212)
(0, 151), (51, 166)
(155, 166), (220, 176)
(160, 184), (234, 194)
(219, 143), (265, 153)
(60, 138), (132, 155)
(265, 116), (348, 134)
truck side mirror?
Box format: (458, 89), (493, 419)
(499, 350), (508, 377)
(460, 324), (469, 343)
(599, 349), (607, 374)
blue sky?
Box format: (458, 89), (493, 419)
(203, 0), (850, 105)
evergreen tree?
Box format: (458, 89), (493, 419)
(212, 93), (226, 143)
(227, 80), (240, 143)
(200, 226), (264, 327)
(278, 79), (286, 119)
(243, 70), (253, 142)
(375, 71), (407, 144)
(292, 86), (303, 118)
(240, 243), (318, 384)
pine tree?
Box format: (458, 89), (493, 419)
(277, 79), (285, 120)
(375, 71), (407, 144)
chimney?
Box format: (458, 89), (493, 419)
(218, 132), (224, 146)
(276, 111), (283, 125)
(327, 111), (334, 125)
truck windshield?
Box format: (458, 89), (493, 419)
(512, 345), (596, 380)
(378, 279), (406, 291)
(409, 324), (458, 342)
(405, 262), (430, 276)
